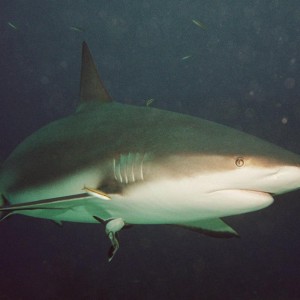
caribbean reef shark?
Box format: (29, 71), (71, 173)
(1, 42), (300, 261)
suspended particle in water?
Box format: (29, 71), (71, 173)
(281, 117), (288, 125)
(284, 78), (295, 89)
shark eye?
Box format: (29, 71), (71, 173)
(235, 157), (244, 167)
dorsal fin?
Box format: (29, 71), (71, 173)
(79, 41), (112, 105)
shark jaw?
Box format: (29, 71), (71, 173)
(1, 42), (300, 262)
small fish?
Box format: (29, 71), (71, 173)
(8, 22), (17, 30)
(145, 98), (155, 107)
(192, 19), (206, 30)
(83, 186), (111, 200)
(69, 26), (85, 32)
(181, 55), (191, 60)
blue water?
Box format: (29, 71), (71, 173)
(1, 1), (300, 299)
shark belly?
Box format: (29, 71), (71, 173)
(94, 177), (275, 225)
(29, 189), (272, 225)
(2, 172), (274, 225)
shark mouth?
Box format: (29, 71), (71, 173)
(209, 189), (274, 213)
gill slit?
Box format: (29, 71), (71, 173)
(113, 152), (148, 184)
(124, 154), (128, 184)
(140, 153), (145, 181)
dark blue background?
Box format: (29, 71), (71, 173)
(1, 1), (300, 299)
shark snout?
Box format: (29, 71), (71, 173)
(267, 165), (300, 195)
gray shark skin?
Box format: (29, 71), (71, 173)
(1, 42), (300, 261)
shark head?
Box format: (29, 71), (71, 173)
(151, 134), (300, 196)
(1, 41), (299, 261)
(105, 115), (300, 224)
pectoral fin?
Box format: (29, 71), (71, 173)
(94, 216), (125, 262)
(177, 218), (239, 238)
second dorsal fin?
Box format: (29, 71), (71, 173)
(79, 41), (112, 105)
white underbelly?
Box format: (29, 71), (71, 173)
(7, 175), (274, 225)
(92, 181), (274, 225)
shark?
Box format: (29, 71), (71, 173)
(1, 42), (300, 261)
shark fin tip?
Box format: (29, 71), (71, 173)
(79, 42), (112, 107)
